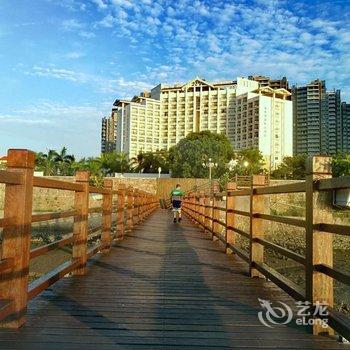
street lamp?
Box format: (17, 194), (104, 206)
(202, 158), (218, 181)
(243, 160), (249, 168)
(158, 166), (162, 178)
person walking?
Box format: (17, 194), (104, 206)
(170, 184), (184, 223)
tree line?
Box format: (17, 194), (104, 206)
(5, 131), (348, 184)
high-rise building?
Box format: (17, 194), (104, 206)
(248, 75), (289, 90)
(233, 86), (293, 170)
(342, 102), (350, 153)
(326, 90), (342, 155)
(292, 80), (327, 155)
(101, 113), (117, 153)
(102, 77), (293, 169)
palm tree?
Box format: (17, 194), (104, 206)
(54, 147), (75, 175)
(35, 149), (59, 175)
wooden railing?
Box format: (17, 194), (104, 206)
(0, 149), (159, 328)
(182, 156), (350, 340)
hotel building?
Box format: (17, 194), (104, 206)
(102, 77), (293, 169)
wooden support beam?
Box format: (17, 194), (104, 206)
(249, 174), (266, 278)
(226, 182), (237, 255)
(305, 156), (334, 335)
(0, 149), (34, 328)
(101, 179), (113, 253)
(72, 171), (89, 275)
(116, 185), (126, 238)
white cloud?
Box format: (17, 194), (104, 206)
(92, 0), (107, 9)
(62, 19), (83, 30)
(79, 31), (96, 38)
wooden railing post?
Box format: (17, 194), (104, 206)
(116, 184), (126, 239)
(249, 174), (266, 278)
(198, 190), (205, 227)
(305, 156), (333, 335)
(126, 187), (134, 231)
(133, 189), (139, 226)
(226, 182), (237, 255)
(72, 171), (89, 275)
(0, 149), (34, 328)
(212, 191), (220, 241)
(204, 190), (211, 234)
(101, 179), (113, 253)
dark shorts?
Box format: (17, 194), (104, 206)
(172, 200), (182, 209)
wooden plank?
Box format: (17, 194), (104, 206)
(226, 182), (236, 255)
(88, 186), (111, 195)
(31, 210), (75, 223)
(316, 176), (350, 191)
(252, 261), (305, 301)
(250, 175), (266, 278)
(314, 223), (350, 236)
(28, 259), (80, 300)
(255, 182), (305, 195)
(72, 172), (89, 276)
(253, 238), (306, 265)
(327, 307), (350, 342)
(0, 218), (5, 228)
(33, 176), (83, 192)
(226, 243), (250, 263)
(230, 188), (251, 197)
(230, 209), (250, 217)
(87, 243), (106, 259)
(88, 207), (103, 214)
(101, 179), (113, 253)
(0, 170), (23, 185)
(0, 149), (35, 328)
(30, 235), (74, 259)
(88, 225), (102, 235)
(227, 226), (250, 239)
(314, 264), (350, 286)
(255, 213), (306, 228)
(0, 300), (14, 322)
(0, 258), (14, 273)
(305, 156), (334, 335)
(0, 210), (346, 348)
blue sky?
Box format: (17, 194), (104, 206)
(0, 0), (349, 158)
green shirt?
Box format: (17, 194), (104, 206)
(170, 188), (184, 200)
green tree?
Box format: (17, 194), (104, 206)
(131, 150), (169, 173)
(100, 151), (130, 175)
(271, 155), (307, 179)
(169, 131), (234, 178)
(332, 153), (350, 177)
(233, 148), (265, 175)
(54, 147), (75, 175)
(35, 150), (59, 175)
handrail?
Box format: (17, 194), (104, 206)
(315, 176), (350, 191)
(33, 176), (84, 192)
(0, 170), (23, 185)
(0, 149), (159, 328)
(31, 210), (75, 223)
(182, 160), (350, 340)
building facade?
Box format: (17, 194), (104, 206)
(292, 80), (327, 155)
(342, 102), (350, 153)
(326, 90), (342, 155)
(102, 77), (293, 169)
(101, 113), (117, 153)
(233, 86), (293, 170)
(248, 75), (289, 90)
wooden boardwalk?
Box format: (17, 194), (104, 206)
(0, 210), (344, 349)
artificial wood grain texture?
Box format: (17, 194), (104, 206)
(0, 210), (342, 349)
(72, 172), (89, 276)
(0, 150), (34, 328)
(305, 156), (334, 336)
